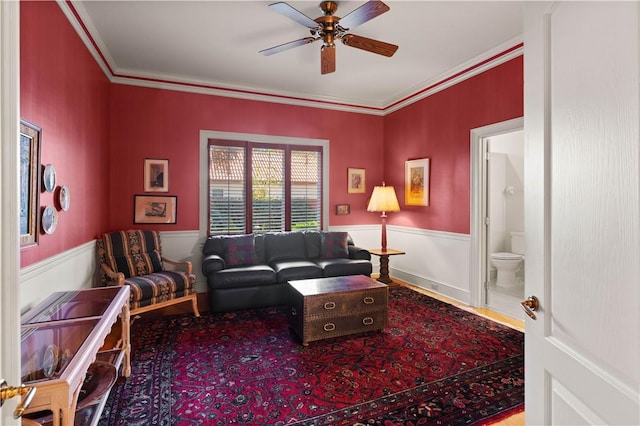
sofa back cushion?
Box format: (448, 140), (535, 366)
(303, 231), (322, 259)
(202, 236), (225, 257)
(265, 232), (307, 263)
(222, 234), (258, 267)
(320, 231), (349, 259)
(254, 234), (266, 263)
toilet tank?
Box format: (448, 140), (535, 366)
(510, 232), (525, 255)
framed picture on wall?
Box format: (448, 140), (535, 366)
(144, 158), (169, 192)
(347, 168), (365, 193)
(405, 158), (430, 206)
(134, 195), (177, 224)
(336, 204), (351, 215)
(19, 119), (41, 248)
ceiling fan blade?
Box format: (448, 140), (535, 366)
(260, 37), (317, 56)
(269, 2), (319, 29)
(337, 0), (390, 31)
(321, 44), (336, 74)
(342, 34), (398, 57)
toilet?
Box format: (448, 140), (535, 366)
(490, 232), (524, 288)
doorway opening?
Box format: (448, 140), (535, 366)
(470, 117), (524, 321)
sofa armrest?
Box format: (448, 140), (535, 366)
(100, 264), (125, 286)
(162, 257), (193, 274)
(202, 254), (226, 275)
(348, 245), (371, 261)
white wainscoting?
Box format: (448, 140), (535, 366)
(332, 225), (472, 304)
(18, 227), (473, 313)
(19, 240), (97, 313)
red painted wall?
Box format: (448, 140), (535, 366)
(108, 86), (384, 231)
(20, 1), (523, 270)
(384, 57), (524, 234)
(20, 1), (111, 267)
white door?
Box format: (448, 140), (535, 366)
(524, 2), (640, 424)
(1, 1), (23, 425)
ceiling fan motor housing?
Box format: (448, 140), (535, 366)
(315, 2), (341, 47)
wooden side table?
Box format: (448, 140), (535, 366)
(369, 248), (405, 284)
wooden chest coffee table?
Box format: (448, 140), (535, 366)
(288, 275), (388, 346)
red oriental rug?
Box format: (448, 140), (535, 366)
(99, 286), (524, 425)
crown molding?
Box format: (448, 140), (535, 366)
(61, 0), (522, 116)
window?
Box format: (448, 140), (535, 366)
(208, 140), (322, 235)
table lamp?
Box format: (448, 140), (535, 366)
(367, 182), (400, 252)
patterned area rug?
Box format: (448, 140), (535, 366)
(99, 287), (524, 425)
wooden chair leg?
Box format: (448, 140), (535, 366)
(191, 295), (201, 317)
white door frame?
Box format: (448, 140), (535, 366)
(469, 117), (523, 308)
(1, 0), (22, 424)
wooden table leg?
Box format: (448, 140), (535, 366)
(377, 254), (393, 284)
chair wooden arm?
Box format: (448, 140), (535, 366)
(100, 263), (125, 286)
(162, 257), (193, 274)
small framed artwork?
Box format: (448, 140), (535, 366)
(405, 158), (430, 206)
(144, 158), (169, 192)
(134, 195), (177, 224)
(19, 119), (41, 248)
(347, 168), (365, 193)
(336, 204), (351, 215)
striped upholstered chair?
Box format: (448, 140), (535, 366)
(96, 230), (200, 317)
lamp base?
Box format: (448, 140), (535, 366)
(380, 213), (388, 252)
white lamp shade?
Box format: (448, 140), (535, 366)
(367, 185), (400, 212)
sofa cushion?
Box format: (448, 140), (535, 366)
(265, 232), (307, 263)
(125, 270), (195, 310)
(303, 231), (322, 259)
(223, 234), (258, 267)
(271, 260), (323, 283)
(108, 250), (163, 278)
(315, 258), (373, 277)
(210, 265), (277, 290)
(320, 231), (349, 259)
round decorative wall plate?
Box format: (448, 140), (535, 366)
(42, 205), (58, 234)
(43, 164), (56, 192)
(59, 185), (70, 211)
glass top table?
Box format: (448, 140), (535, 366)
(19, 286), (130, 426)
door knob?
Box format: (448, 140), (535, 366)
(0, 379), (37, 418)
(520, 295), (539, 320)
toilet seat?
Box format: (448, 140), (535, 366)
(490, 252), (523, 260)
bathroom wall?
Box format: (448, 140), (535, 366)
(488, 130), (524, 254)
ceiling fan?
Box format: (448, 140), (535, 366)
(259, 0), (398, 75)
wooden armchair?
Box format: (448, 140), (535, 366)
(95, 230), (200, 317)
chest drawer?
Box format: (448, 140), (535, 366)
(303, 287), (387, 317)
(302, 309), (388, 344)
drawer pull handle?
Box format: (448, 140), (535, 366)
(363, 317), (374, 325)
(324, 302), (336, 310)
(324, 323), (336, 332)
(363, 297), (375, 304)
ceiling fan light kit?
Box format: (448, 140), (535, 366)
(260, 0), (399, 75)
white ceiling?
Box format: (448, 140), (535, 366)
(71, 1), (523, 110)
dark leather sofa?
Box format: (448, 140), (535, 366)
(202, 231), (372, 313)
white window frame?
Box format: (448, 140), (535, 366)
(199, 130), (330, 239)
